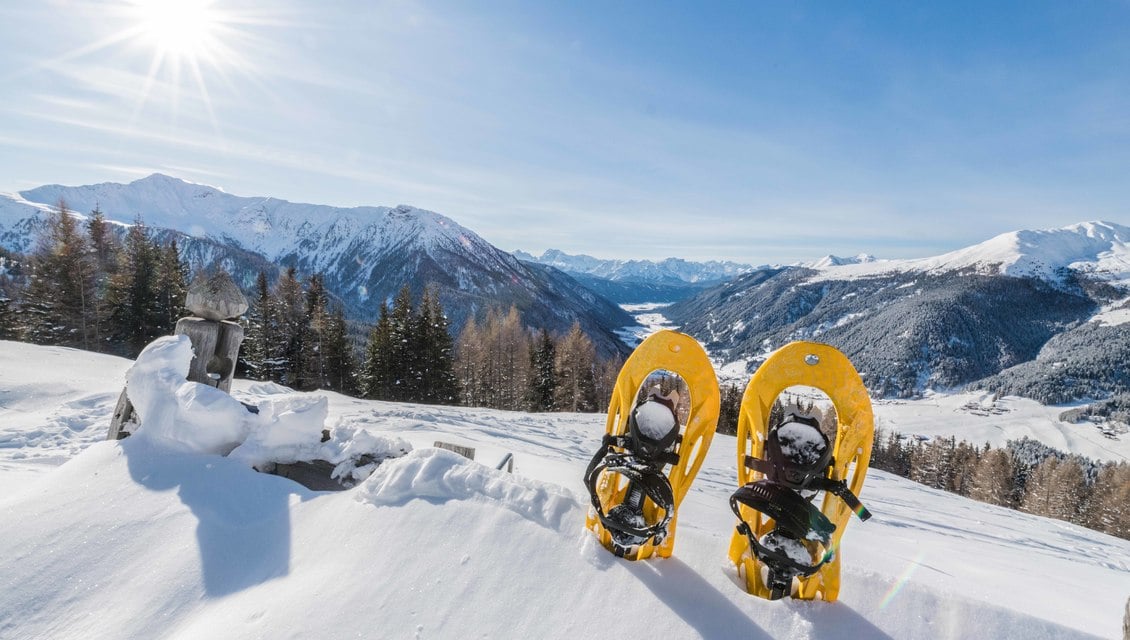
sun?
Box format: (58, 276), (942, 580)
(130, 0), (222, 62)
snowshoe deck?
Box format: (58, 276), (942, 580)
(584, 330), (720, 560)
(727, 341), (874, 601)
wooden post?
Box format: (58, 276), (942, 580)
(107, 271), (249, 439)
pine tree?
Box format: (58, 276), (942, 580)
(0, 294), (17, 340)
(105, 218), (162, 355)
(528, 328), (557, 412)
(1081, 463), (1130, 538)
(387, 285), (416, 401)
(86, 205), (117, 351)
(1045, 458), (1087, 524)
(948, 441), (980, 497)
(154, 240), (188, 334)
(322, 303), (357, 394)
(1020, 457), (1061, 517)
(555, 321), (598, 412)
(241, 271), (275, 381)
(301, 274), (329, 390)
(455, 316), (485, 406)
(415, 287), (458, 404)
(274, 267), (309, 389)
(969, 448), (1015, 507)
(23, 201), (97, 349)
(360, 302), (393, 400)
(717, 383), (743, 436)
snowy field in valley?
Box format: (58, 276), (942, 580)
(1, 339), (1128, 639)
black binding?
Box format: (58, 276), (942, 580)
(583, 397), (682, 553)
(730, 414), (872, 598)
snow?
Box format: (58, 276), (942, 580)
(634, 400), (678, 440)
(809, 220), (1130, 288)
(1092, 297), (1130, 327)
(0, 339), (1128, 639)
(777, 421), (828, 466)
(5, 174), (510, 280)
(616, 302), (678, 347)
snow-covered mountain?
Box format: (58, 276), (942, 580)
(811, 221), (1130, 287)
(0, 340), (1126, 639)
(0, 175), (634, 355)
(668, 221), (1130, 407)
(807, 253), (877, 269)
(513, 249), (755, 303)
(513, 248), (754, 284)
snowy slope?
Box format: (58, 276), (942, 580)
(813, 221), (1130, 287)
(1, 340), (1127, 639)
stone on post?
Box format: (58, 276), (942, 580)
(107, 270), (249, 439)
(179, 271), (249, 392)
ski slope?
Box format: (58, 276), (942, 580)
(0, 340), (1127, 639)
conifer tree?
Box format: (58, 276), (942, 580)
(555, 321), (598, 412)
(969, 448), (1015, 507)
(360, 302), (393, 400)
(105, 218), (160, 355)
(302, 274), (329, 390)
(1020, 457), (1061, 517)
(154, 240), (188, 334)
(1081, 463), (1130, 538)
(493, 306), (531, 410)
(717, 383), (743, 436)
(948, 441), (980, 496)
(86, 205), (117, 351)
(241, 271), (276, 381)
(528, 328), (557, 412)
(415, 287), (458, 404)
(23, 201), (96, 348)
(0, 294), (17, 340)
(387, 285), (416, 401)
(455, 316), (485, 406)
(322, 303), (357, 394)
(274, 267), (309, 388)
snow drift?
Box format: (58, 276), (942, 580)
(0, 340), (1126, 639)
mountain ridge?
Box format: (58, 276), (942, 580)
(2, 174), (635, 356)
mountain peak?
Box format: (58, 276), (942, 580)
(809, 220), (1130, 288)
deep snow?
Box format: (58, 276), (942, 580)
(0, 340), (1127, 639)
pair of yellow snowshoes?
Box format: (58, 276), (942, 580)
(582, 330), (874, 602)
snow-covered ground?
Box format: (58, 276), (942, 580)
(1, 339), (1128, 639)
(616, 302), (679, 347)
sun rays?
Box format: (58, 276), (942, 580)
(22, 0), (282, 140)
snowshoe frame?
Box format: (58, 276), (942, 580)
(727, 341), (874, 601)
(585, 330), (720, 560)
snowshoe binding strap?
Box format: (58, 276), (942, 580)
(584, 449), (675, 555)
(743, 412), (871, 521)
(730, 480), (836, 600)
(583, 396), (682, 555)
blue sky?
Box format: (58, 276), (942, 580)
(1, 1), (1127, 263)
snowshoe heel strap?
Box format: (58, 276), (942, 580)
(583, 447), (675, 544)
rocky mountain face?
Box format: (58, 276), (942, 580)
(667, 222), (1130, 406)
(1, 175), (634, 357)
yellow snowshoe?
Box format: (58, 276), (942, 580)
(727, 341), (874, 601)
(584, 330), (720, 560)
